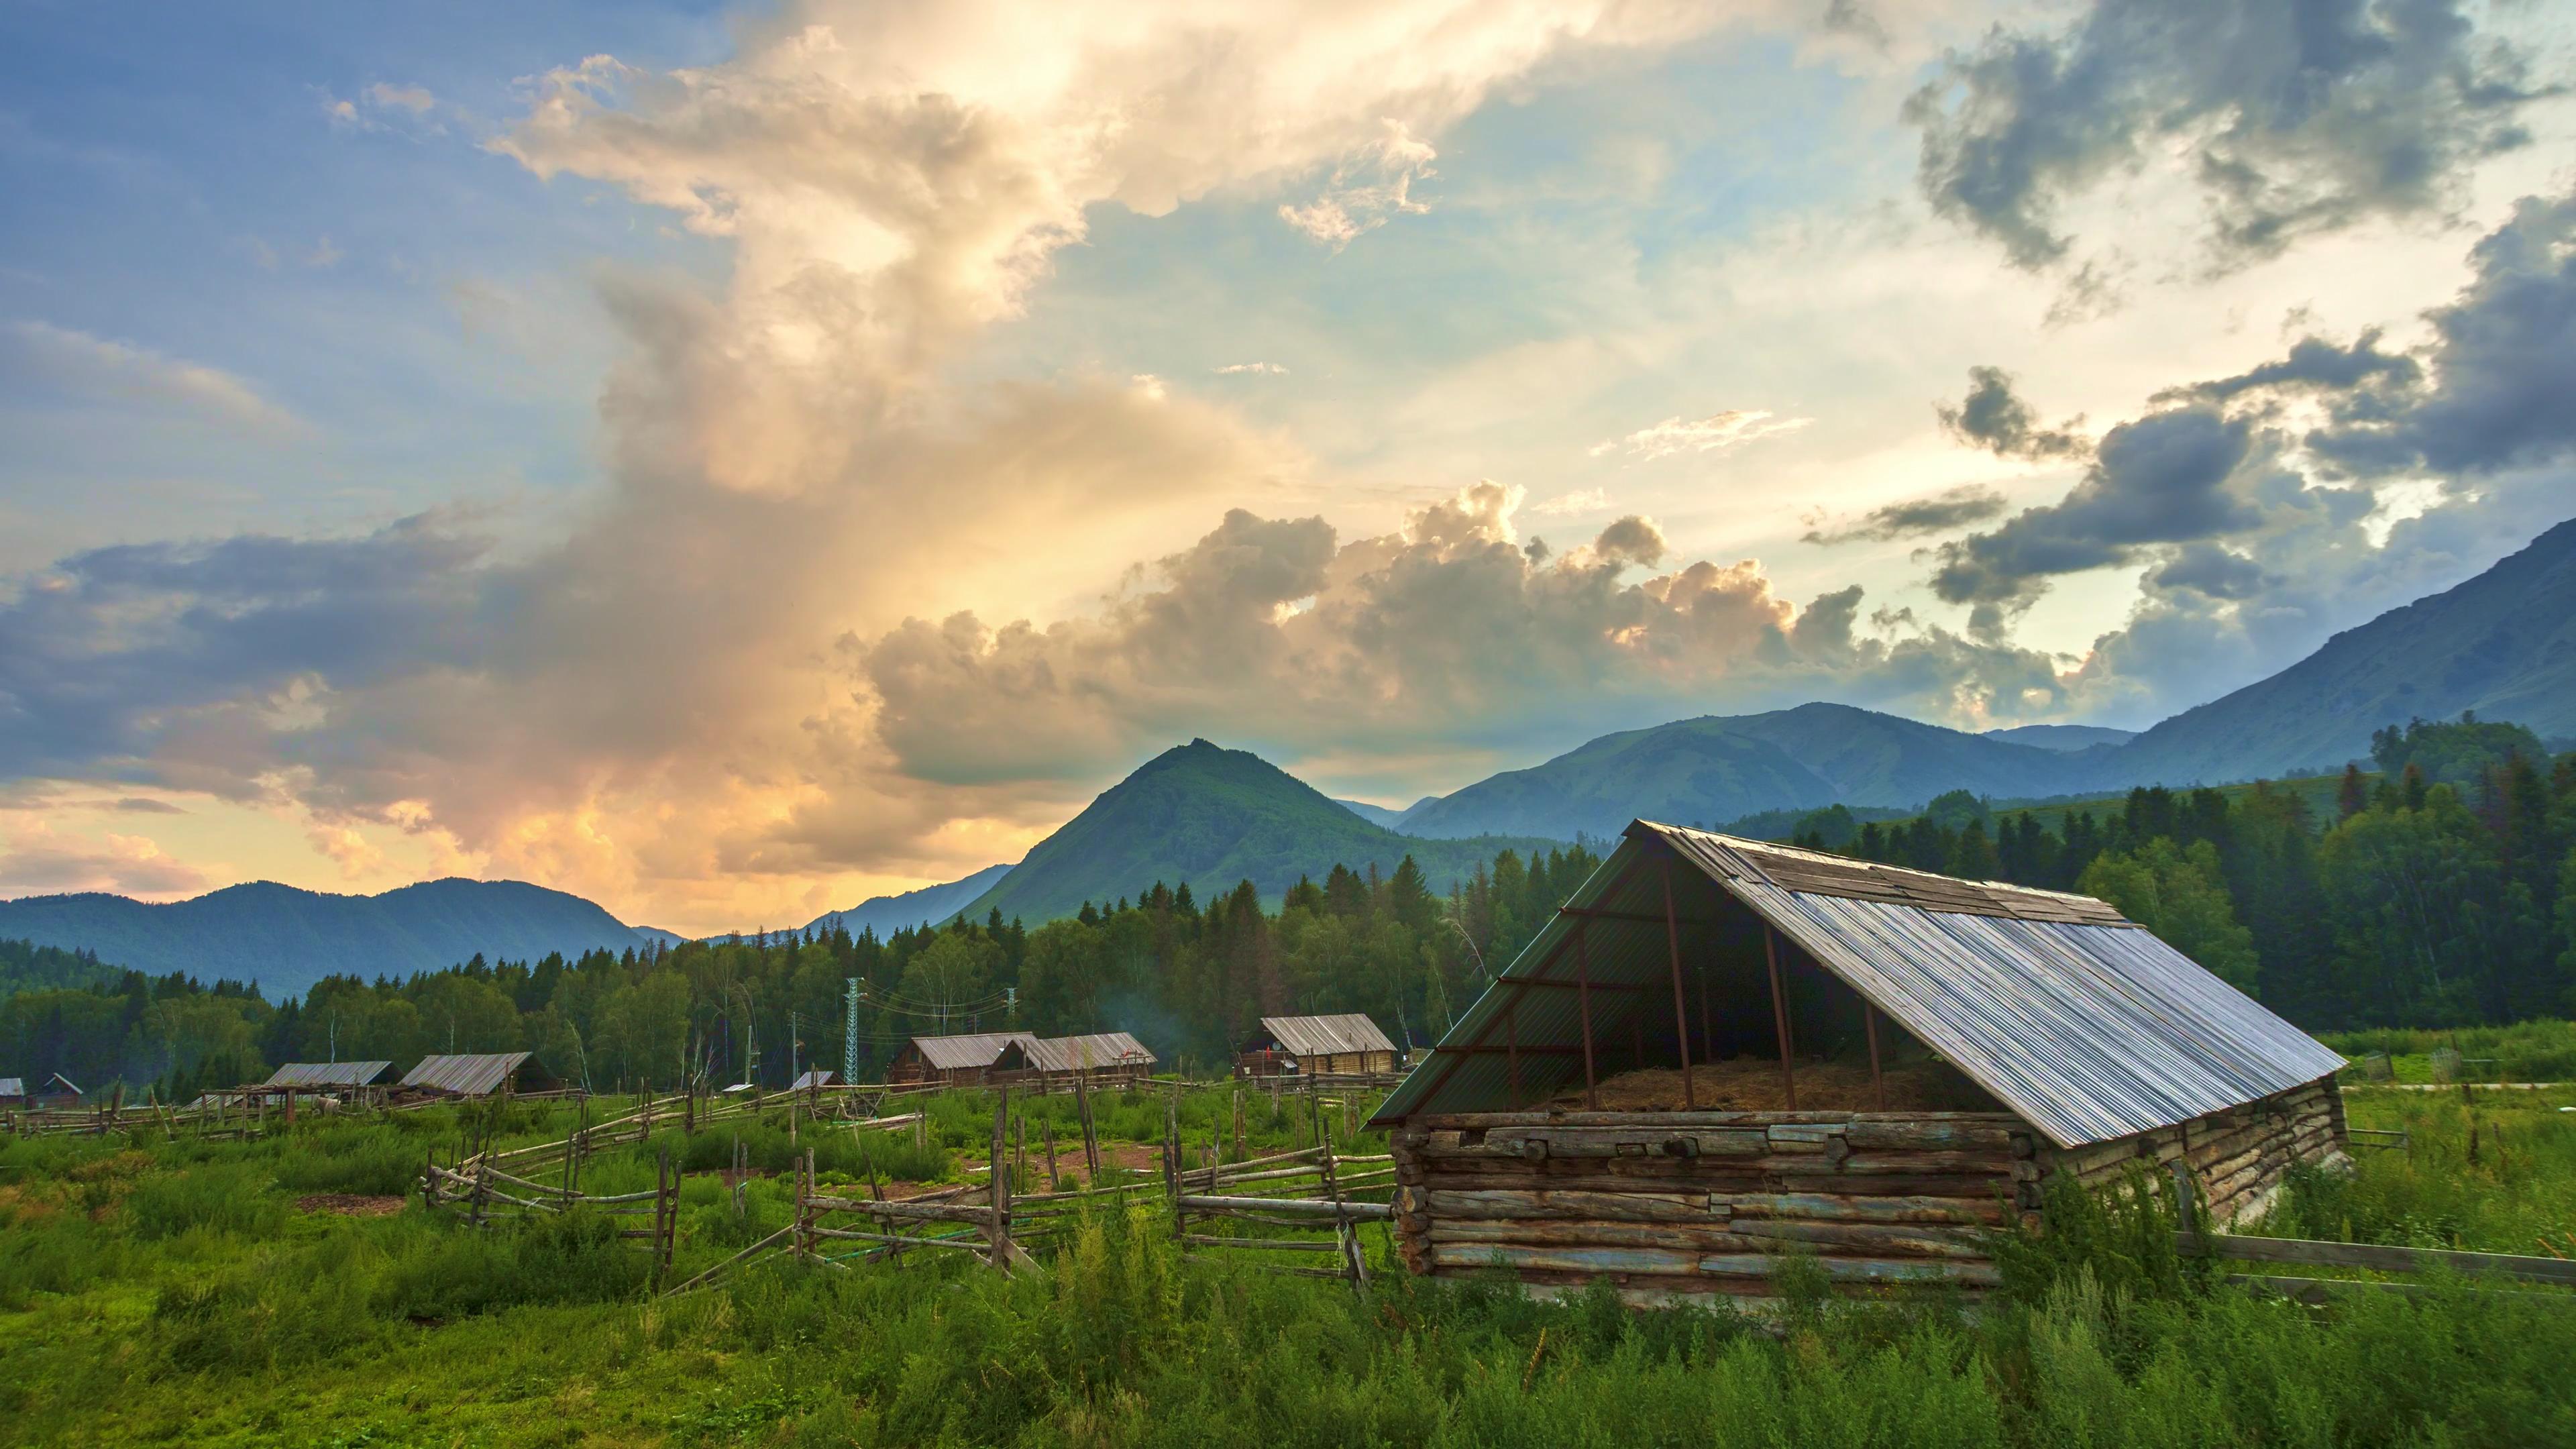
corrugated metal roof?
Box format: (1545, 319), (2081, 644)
(264, 1061), (394, 1089)
(789, 1070), (835, 1090)
(1252, 1014), (1397, 1059)
(400, 1052), (533, 1097)
(1011, 1032), (1157, 1073)
(0, 1077), (22, 1097)
(1372, 820), (2344, 1148)
(908, 1032), (1034, 1071)
(41, 1073), (82, 1096)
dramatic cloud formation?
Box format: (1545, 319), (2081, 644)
(1937, 366), (2088, 460)
(1801, 484), (2010, 545)
(859, 482), (2072, 786)
(1589, 410), (1811, 460)
(1907, 0), (2544, 271)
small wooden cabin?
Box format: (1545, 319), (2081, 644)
(1371, 821), (2348, 1305)
(0, 1077), (25, 1110)
(1238, 1014), (1399, 1077)
(32, 1073), (84, 1110)
(993, 1032), (1159, 1089)
(887, 1032), (1033, 1088)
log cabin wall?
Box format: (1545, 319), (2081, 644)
(1390, 1109), (2041, 1303)
(2035, 1075), (2345, 1227)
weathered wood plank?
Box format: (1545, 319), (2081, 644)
(1727, 1218), (1994, 1258)
(1430, 1242), (1706, 1275)
(2186, 1233), (2576, 1287)
(1423, 1189), (1718, 1222)
(1428, 1220), (1759, 1251)
(1844, 1121), (2017, 1152)
(1718, 1191), (2011, 1226)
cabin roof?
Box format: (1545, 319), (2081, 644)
(400, 1051), (534, 1097)
(1247, 1014), (1397, 1059)
(264, 1061), (394, 1089)
(0, 1077), (21, 1097)
(788, 1070), (836, 1090)
(1001, 1032), (1158, 1073)
(1371, 820), (2345, 1148)
(906, 1032), (1036, 1071)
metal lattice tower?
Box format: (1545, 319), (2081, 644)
(844, 977), (861, 1083)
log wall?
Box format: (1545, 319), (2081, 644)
(2035, 1075), (2345, 1227)
(1389, 1110), (2040, 1303)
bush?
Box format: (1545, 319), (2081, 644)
(119, 1163), (287, 1240)
(270, 1124), (427, 1197)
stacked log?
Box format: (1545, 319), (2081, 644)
(1391, 1110), (2037, 1300)
(2034, 1076), (2343, 1226)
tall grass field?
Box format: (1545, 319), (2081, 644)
(2, 1083), (2573, 1446)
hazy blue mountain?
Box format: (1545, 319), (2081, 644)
(1985, 724), (2137, 752)
(796, 863), (1016, 939)
(1395, 704), (2098, 842)
(960, 739), (1562, 926)
(2108, 517), (2576, 784)
(1333, 798), (1411, 829)
(0, 877), (667, 1001)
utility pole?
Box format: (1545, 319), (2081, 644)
(844, 978), (861, 1084)
(1004, 985), (1017, 1027)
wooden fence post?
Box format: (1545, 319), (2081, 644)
(1042, 1118), (1060, 1189)
(1318, 1108), (1366, 1291)
(987, 1087), (1013, 1271)
(1165, 1087), (1183, 1244)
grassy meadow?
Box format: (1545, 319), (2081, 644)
(3, 1083), (2574, 1446)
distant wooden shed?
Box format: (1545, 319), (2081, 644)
(993, 1032), (1159, 1088)
(398, 1052), (547, 1099)
(1238, 1014), (1399, 1077)
(0, 1076), (25, 1109)
(1371, 820), (2348, 1305)
(32, 1073), (83, 1109)
(888, 1033), (1033, 1088)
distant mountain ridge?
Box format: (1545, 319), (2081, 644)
(794, 863), (1015, 940)
(1392, 704), (2101, 842)
(1984, 724), (2137, 752)
(959, 739), (1564, 926)
(0, 878), (663, 1002)
(2106, 517), (2576, 784)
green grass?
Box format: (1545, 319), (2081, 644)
(2257, 1084), (2576, 1258)
(5, 1087), (2575, 1446)
(2320, 1020), (2576, 1083)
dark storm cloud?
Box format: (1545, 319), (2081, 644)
(2159, 329), (2422, 405)
(2149, 543), (2271, 599)
(1929, 407), (2260, 606)
(0, 520), (488, 782)
(2309, 190), (2576, 478)
(1802, 485), (2010, 545)
(1906, 0), (2544, 272)
(1937, 366), (2089, 460)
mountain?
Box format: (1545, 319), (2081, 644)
(1985, 724), (2137, 752)
(959, 739), (1563, 926)
(2108, 517), (2576, 784)
(1395, 704), (2100, 841)
(1333, 798), (1412, 830)
(0, 877), (665, 1002)
(796, 863), (1015, 939)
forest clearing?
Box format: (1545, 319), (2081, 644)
(3, 1075), (2575, 1447)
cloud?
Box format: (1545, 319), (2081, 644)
(307, 823), (386, 879)
(0, 824), (207, 900)
(1279, 120), (1438, 248)
(1527, 487), (1610, 517)
(1936, 366), (2087, 460)
(2157, 328), (2420, 405)
(2307, 189), (2576, 478)
(858, 482), (2074, 786)
(1589, 409), (1811, 460)
(1214, 361), (1289, 376)
(1, 320), (302, 433)
(1802, 484), (2009, 545)
(1930, 405), (2263, 614)
(365, 83), (437, 115)
(1905, 0), (2545, 272)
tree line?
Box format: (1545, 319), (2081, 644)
(5, 714), (2571, 1099)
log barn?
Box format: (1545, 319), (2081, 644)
(398, 1052), (548, 1099)
(1371, 820), (2349, 1305)
(1236, 1014), (1400, 1077)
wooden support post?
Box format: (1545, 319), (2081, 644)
(1864, 1002), (1886, 1112)
(1574, 921), (1599, 1111)
(1014, 1114), (1026, 1189)
(1232, 1087), (1246, 1166)
(1762, 926), (1796, 1111)
(1042, 1117), (1061, 1189)
(1318, 1106), (1366, 1291)
(1165, 1087), (1183, 1242)
(987, 1089), (1011, 1271)
(1662, 860), (1696, 1110)
(1697, 958), (1713, 1069)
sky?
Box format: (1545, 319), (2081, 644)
(3, 0), (2573, 936)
